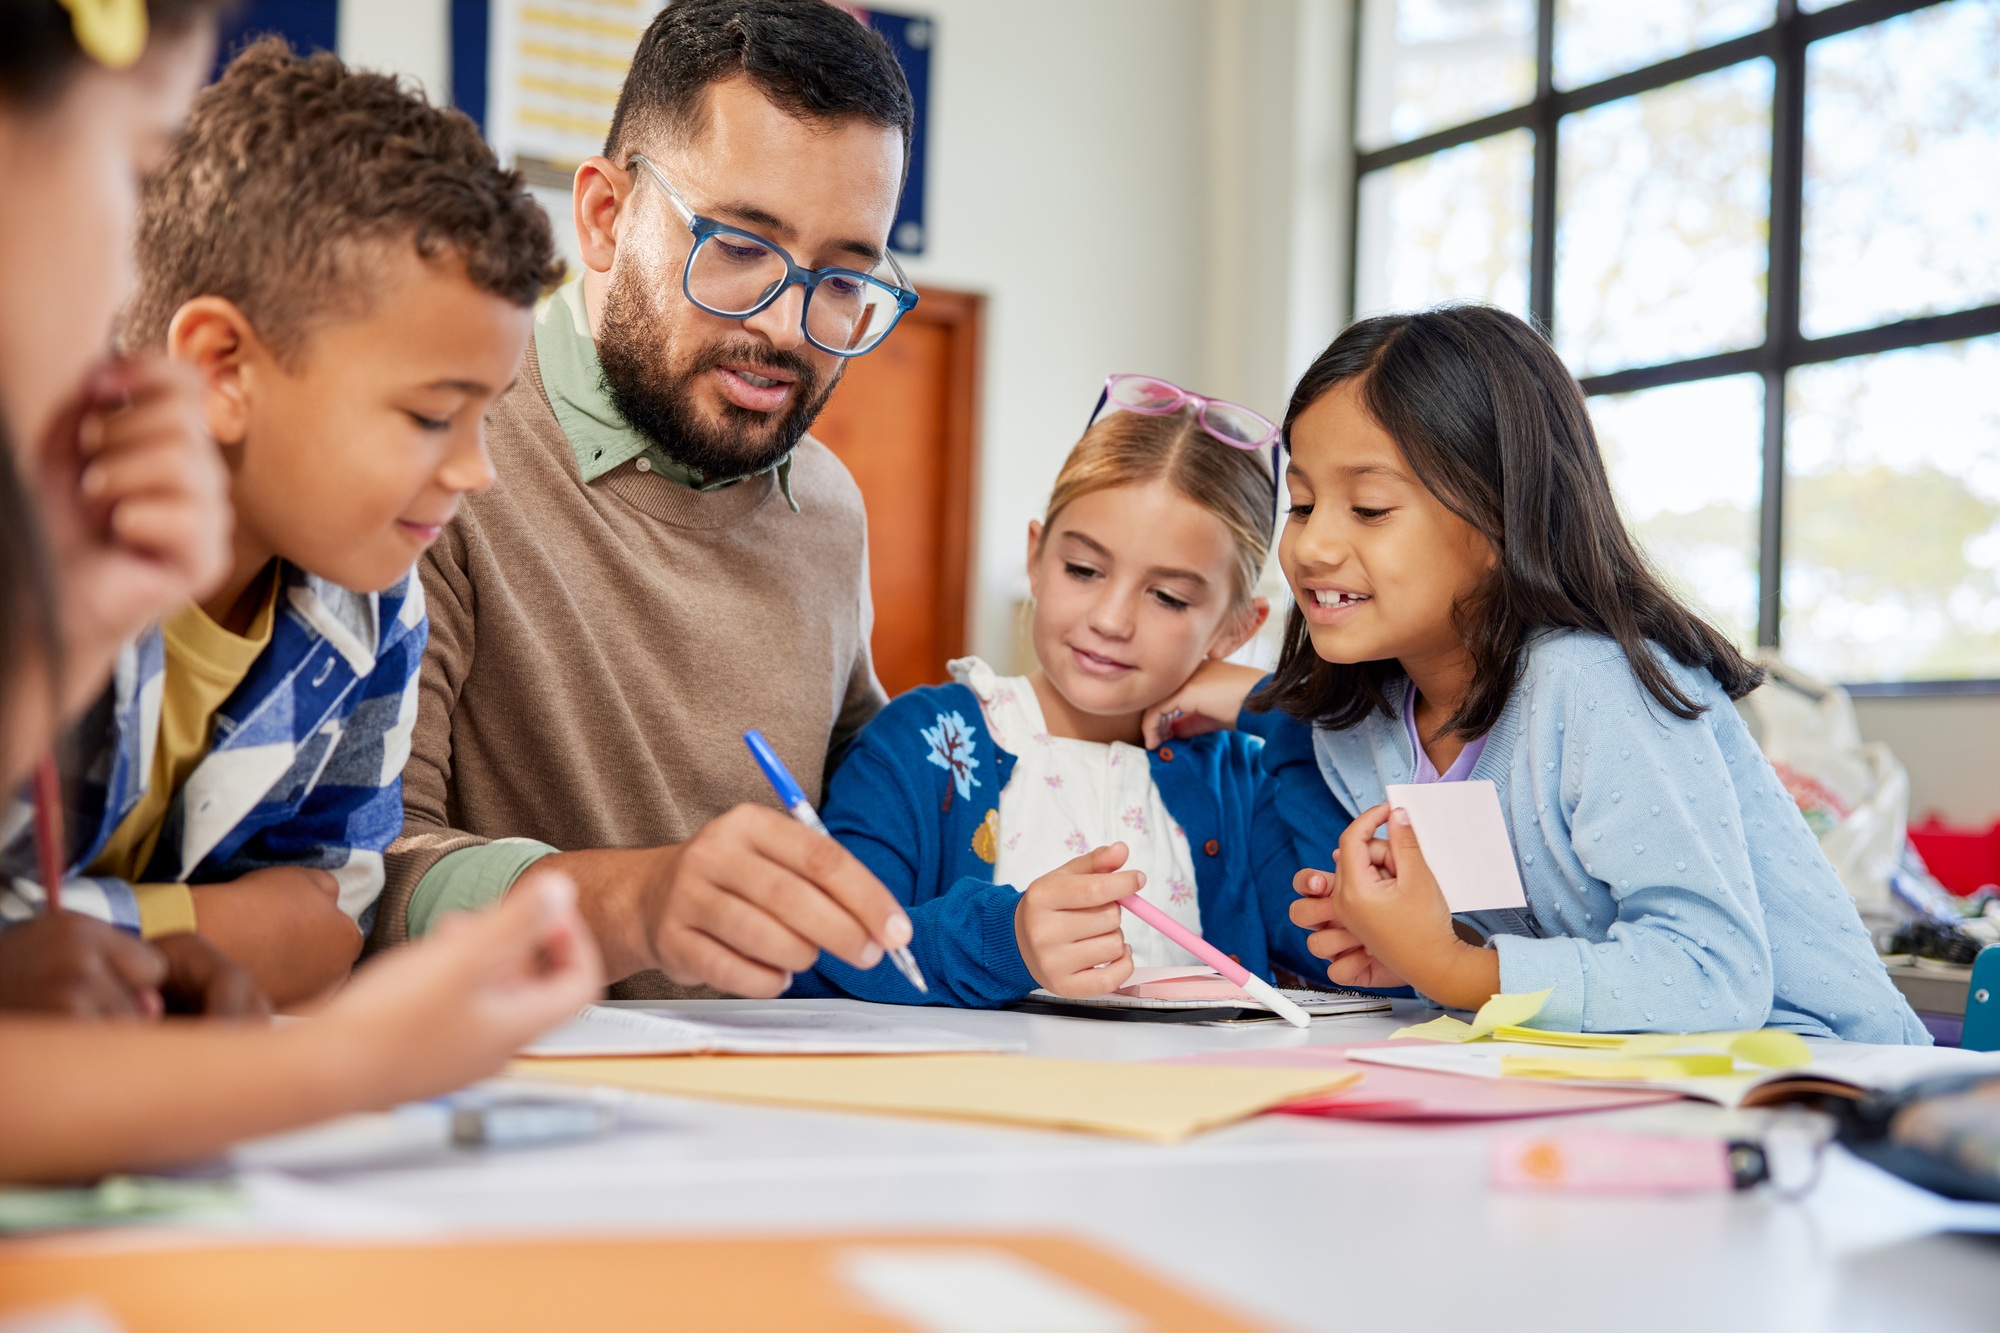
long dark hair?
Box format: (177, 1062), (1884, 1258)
(1254, 304), (1763, 739)
(0, 429), (60, 770)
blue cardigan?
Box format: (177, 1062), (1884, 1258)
(789, 682), (1347, 1007)
(1307, 630), (1927, 1043)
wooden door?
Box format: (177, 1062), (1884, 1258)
(810, 286), (983, 697)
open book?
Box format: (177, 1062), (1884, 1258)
(520, 1003), (1022, 1058)
(1349, 1036), (2000, 1110)
(1016, 966), (1391, 1025)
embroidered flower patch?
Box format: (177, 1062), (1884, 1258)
(971, 808), (1000, 864)
(920, 711), (981, 802)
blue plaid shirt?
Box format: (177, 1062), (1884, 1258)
(0, 565), (426, 935)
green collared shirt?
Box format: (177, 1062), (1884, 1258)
(536, 277), (797, 510)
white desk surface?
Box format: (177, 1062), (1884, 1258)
(216, 999), (2000, 1333)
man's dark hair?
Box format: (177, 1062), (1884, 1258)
(0, 0), (226, 108)
(1254, 304), (1765, 740)
(124, 37), (564, 362)
(606, 0), (913, 176)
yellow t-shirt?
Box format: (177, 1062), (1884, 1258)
(89, 569), (279, 935)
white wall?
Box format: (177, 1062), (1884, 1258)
(900, 0), (1352, 664)
(893, 0), (1209, 663)
(338, 0), (450, 98)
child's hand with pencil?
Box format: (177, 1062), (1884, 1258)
(0, 912), (168, 1018)
(1013, 843), (1141, 998)
(0, 913), (269, 1019)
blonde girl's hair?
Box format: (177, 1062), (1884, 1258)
(1040, 405), (1275, 607)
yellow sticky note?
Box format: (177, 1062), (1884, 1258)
(1391, 989), (1553, 1043)
(1728, 1029), (1812, 1070)
(1489, 1026), (1628, 1049)
(1616, 1029), (1815, 1070)
(1390, 1014), (1476, 1042)
(509, 1054), (1361, 1143)
(1500, 1053), (1738, 1081)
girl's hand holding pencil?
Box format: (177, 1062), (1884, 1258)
(1013, 843), (1141, 998)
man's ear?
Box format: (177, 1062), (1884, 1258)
(1209, 595), (1271, 661)
(573, 156), (628, 277)
(1024, 519), (1045, 601)
(165, 297), (261, 447)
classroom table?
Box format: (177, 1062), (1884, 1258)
(203, 999), (2000, 1332)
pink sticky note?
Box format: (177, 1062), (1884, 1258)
(1383, 779), (1527, 912)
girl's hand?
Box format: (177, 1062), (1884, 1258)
(313, 870), (604, 1107)
(1140, 660), (1267, 749)
(1295, 804), (1499, 1009)
(35, 357), (233, 718)
(1290, 865), (1408, 989)
(1013, 843), (1140, 998)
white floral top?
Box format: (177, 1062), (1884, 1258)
(948, 657), (1203, 968)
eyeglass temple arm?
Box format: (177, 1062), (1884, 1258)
(883, 247), (918, 298)
(626, 154), (698, 228)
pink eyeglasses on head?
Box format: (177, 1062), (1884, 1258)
(1085, 373), (1282, 521)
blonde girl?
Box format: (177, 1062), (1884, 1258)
(795, 375), (1339, 1005)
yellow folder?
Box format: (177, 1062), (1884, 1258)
(509, 1052), (1360, 1142)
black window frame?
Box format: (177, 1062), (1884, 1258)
(1345, 0), (2000, 693)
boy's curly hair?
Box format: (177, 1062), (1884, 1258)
(124, 37), (564, 361)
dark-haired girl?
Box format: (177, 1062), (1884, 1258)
(0, 0), (600, 1183)
(1150, 306), (1925, 1043)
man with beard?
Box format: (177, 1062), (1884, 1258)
(370, 0), (921, 999)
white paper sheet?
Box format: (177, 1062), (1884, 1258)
(521, 1004), (1024, 1058)
(1350, 1037), (2000, 1109)
(1383, 779), (1528, 912)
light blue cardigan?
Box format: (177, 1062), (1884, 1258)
(1307, 630), (1928, 1043)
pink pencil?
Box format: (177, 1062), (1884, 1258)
(1117, 894), (1311, 1029)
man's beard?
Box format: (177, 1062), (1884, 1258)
(596, 264), (837, 480)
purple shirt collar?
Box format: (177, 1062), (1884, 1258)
(1403, 684), (1486, 783)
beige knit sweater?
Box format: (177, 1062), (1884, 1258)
(375, 340), (886, 997)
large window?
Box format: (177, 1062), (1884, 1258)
(1350, 0), (2000, 687)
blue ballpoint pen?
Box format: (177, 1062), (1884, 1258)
(742, 729), (928, 993)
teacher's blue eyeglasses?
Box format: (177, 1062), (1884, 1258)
(628, 153), (918, 358)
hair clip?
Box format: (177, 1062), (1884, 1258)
(59, 0), (149, 71)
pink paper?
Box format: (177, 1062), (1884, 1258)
(1156, 1042), (1681, 1121)
(1116, 966), (1254, 1001)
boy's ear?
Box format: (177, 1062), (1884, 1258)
(1209, 595), (1270, 662)
(573, 156), (626, 277)
(1024, 519), (1045, 600)
(165, 297), (261, 448)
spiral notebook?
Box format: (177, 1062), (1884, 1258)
(1014, 966), (1391, 1025)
